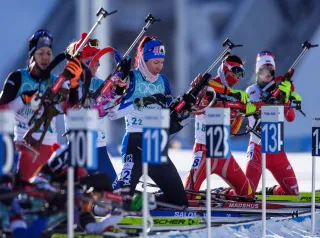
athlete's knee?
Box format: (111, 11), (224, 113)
(118, 159), (137, 193)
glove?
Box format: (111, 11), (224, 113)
(291, 91), (302, 102)
(111, 72), (128, 88)
(63, 58), (83, 88)
(278, 81), (292, 103)
(169, 112), (183, 135)
(229, 89), (249, 103)
(245, 102), (257, 114)
(134, 93), (168, 109)
(119, 56), (132, 80)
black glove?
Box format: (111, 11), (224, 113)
(134, 93), (168, 108)
(169, 112), (183, 135)
(119, 56), (132, 79)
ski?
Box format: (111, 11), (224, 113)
(188, 199), (320, 209)
(150, 209), (244, 218)
(117, 216), (262, 231)
(185, 189), (256, 202)
(187, 206), (311, 216)
(185, 189), (320, 203)
(149, 209), (270, 224)
(256, 192), (320, 202)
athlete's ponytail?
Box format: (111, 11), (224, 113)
(134, 36), (155, 68)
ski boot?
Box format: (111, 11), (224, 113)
(131, 193), (157, 211)
(255, 185), (278, 195)
(212, 187), (256, 202)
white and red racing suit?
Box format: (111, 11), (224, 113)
(245, 83), (299, 195)
(185, 76), (254, 198)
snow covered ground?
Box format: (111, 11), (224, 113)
(149, 213), (320, 238)
(111, 150), (320, 238)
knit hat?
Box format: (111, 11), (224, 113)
(256, 50), (275, 72)
(28, 29), (53, 58)
(143, 38), (165, 61)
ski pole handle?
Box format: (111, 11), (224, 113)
(73, 7), (117, 57)
(289, 41), (318, 70)
(123, 13), (161, 58)
(204, 38), (243, 75)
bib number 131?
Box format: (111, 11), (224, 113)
(261, 122), (284, 153)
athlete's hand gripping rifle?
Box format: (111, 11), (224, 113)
(87, 14), (161, 111)
(261, 41), (318, 104)
(23, 8), (115, 150)
(218, 99), (305, 138)
(169, 39), (243, 134)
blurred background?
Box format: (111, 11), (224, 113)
(0, 0), (319, 156)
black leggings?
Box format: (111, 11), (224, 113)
(119, 133), (188, 207)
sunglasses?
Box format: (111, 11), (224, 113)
(144, 45), (165, 55)
(87, 39), (99, 48)
(223, 61), (245, 78)
(257, 50), (275, 59)
(36, 36), (52, 48)
(33, 30), (53, 40)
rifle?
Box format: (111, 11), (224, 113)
(169, 39), (243, 134)
(261, 41), (318, 105)
(86, 14), (161, 111)
(23, 8), (115, 150)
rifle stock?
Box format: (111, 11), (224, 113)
(169, 73), (212, 134)
(24, 87), (69, 149)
